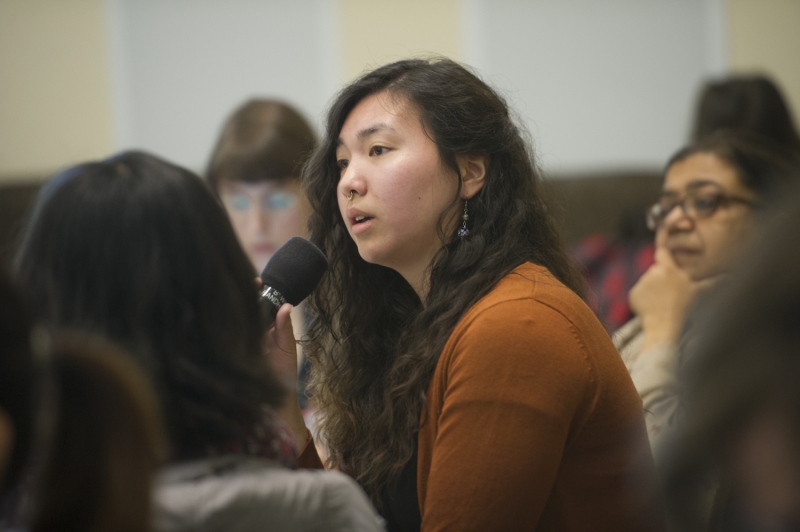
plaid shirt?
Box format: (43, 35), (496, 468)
(571, 233), (655, 330)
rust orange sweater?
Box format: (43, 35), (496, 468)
(300, 263), (663, 531)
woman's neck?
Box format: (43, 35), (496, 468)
(398, 266), (431, 306)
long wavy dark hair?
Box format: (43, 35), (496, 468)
(14, 152), (284, 460)
(303, 58), (585, 502)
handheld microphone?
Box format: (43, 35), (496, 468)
(258, 237), (328, 328)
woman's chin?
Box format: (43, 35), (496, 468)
(355, 244), (394, 271)
(249, 252), (274, 273)
(356, 249), (383, 266)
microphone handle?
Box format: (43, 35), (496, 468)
(259, 285), (286, 329)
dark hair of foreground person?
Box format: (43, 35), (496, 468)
(14, 152), (285, 460)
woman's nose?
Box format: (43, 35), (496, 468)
(661, 201), (694, 231)
(338, 158), (367, 199)
(246, 202), (269, 233)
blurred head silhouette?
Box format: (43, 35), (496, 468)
(692, 75), (800, 153)
(15, 151), (285, 461)
(0, 275), (39, 496)
(0, 273), (167, 532)
(664, 190), (800, 531)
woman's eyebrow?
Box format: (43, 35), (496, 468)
(337, 123), (396, 148)
(661, 179), (724, 196)
(685, 179), (724, 191)
(357, 123), (395, 140)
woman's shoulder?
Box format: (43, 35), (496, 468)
(462, 262), (598, 335)
(443, 262), (619, 377)
(154, 457), (384, 532)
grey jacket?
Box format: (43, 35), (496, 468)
(154, 456), (385, 532)
(613, 317), (680, 452)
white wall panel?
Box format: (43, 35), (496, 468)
(463, 0), (727, 175)
(106, 0), (727, 175)
(107, 0), (341, 173)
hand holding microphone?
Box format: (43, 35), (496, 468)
(258, 236), (328, 329)
(257, 237), (328, 450)
(258, 237), (327, 394)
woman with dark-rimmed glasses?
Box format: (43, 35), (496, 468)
(614, 129), (800, 451)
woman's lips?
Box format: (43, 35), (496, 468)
(250, 243), (277, 255)
(351, 216), (374, 235)
(347, 207), (374, 236)
(669, 247), (700, 261)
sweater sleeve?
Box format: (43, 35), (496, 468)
(614, 319), (680, 451)
(627, 343), (681, 452)
(419, 299), (595, 531)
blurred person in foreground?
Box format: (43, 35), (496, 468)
(14, 152), (384, 532)
(206, 99), (317, 416)
(0, 274), (167, 532)
(663, 190), (800, 531)
(614, 131), (800, 450)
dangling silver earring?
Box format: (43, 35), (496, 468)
(457, 200), (470, 239)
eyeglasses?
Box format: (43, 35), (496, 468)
(646, 186), (755, 231)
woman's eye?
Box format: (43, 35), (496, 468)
(369, 146), (387, 156)
(337, 159), (349, 170)
(692, 196), (720, 213)
(656, 199), (677, 216)
(224, 194), (250, 211)
(264, 192), (297, 210)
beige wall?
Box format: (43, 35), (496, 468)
(2, 0), (798, 185)
(340, 0), (463, 82)
(727, 0), (800, 119)
(0, 0), (114, 182)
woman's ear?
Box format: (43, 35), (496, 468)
(457, 154), (488, 199)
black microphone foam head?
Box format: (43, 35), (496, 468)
(260, 237), (328, 306)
